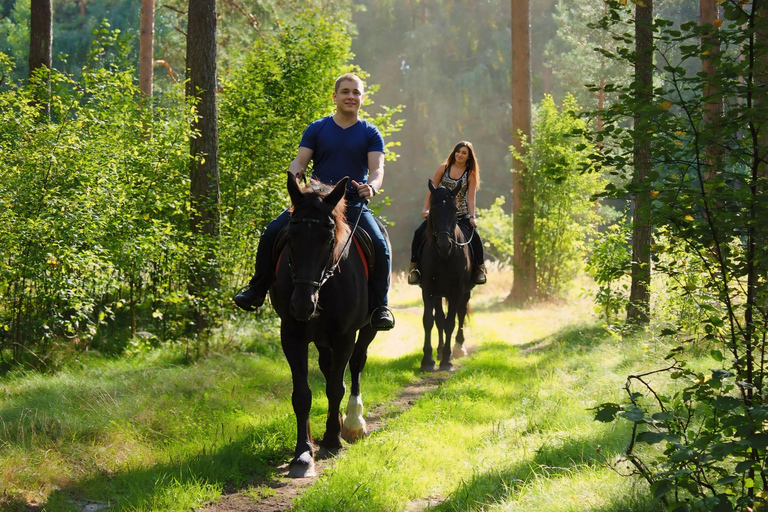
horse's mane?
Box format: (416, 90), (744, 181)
(291, 180), (352, 261)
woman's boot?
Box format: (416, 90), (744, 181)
(407, 261), (421, 285)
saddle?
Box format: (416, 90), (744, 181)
(273, 224), (375, 280)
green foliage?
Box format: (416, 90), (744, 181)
(477, 196), (515, 264)
(482, 94), (607, 298)
(0, 47), (194, 367)
(589, 1), (768, 509)
(218, 9), (403, 291)
(586, 222), (631, 325)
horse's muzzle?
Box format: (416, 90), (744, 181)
(436, 233), (453, 258)
(290, 287), (319, 321)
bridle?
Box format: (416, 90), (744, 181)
(429, 200), (474, 248)
(287, 201), (365, 289)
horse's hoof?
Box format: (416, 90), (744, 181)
(452, 343), (467, 358)
(342, 408), (367, 443)
(439, 361), (454, 372)
(320, 435), (343, 450)
(342, 424), (366, 442)
(287, 451), (316, 478)
(420, 362), (437, 372)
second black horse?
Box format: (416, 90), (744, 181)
(417, 180), (475, 371)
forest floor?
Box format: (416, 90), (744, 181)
(197, 266), (596, 512)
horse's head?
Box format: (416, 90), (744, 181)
(427, 179), (461, 259)
(285, 172), (350, 321)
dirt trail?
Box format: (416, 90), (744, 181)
(198, 269), (590, 512)
(198, 366), (460, 512)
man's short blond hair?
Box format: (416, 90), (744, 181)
(334, 73), (365, 93)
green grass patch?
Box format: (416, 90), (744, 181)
(1, 278), (673, 511)
(292, 320), (665, 512)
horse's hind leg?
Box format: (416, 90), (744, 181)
(439, 299), (459, 371)
(453, 291), (470, 359)
(343, 325), (376, 442)
(435, 298), (445, 360)
(319, 335), (355, 451)
(281, 328), (315, 478)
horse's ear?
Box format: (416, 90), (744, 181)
(428, 179), (436, 193)
(287, 171), (303, 205)
(323, 177), (349, 208)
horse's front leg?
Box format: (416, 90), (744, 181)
(421, 290), (437, 371)
(320, 333), (355, 450)
(281, 326), (315, 478)
(439, 298), (459, 371)
(343, 325), (376, 442)
(434, 298), (445, 360)
(453, 291), (470, 359)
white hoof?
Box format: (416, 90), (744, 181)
(342, 394), (367, 442)
(287, 451), (316, 478)
(452, 343), (467, 358)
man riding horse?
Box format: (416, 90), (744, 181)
(234, 73), (395, 331)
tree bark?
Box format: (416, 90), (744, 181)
(29, 0), (52, 118)
(627, 0), (653, 324)
(508, 0), (536, 304)
(186, 0), (220, 327)
(139, 0), (155, 100)
(701, 0), (722, 181)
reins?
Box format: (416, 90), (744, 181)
(289, 199), (366, 289)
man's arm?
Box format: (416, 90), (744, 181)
(288, 146), (314, 179)
(352, 151), (385, 199)
(366, 151), (385, 192)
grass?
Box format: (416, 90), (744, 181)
(0, 266), (668, 511)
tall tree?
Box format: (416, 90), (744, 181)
(28, 0), (52, 118)
(626, 0), (654, 324)
(700, 0), (722, 180)
(508, 0), (536, 303)
(186, 0), (220, 327)
(139, 0), (155, 99)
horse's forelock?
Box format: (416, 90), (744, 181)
(296, 181), (350, 261)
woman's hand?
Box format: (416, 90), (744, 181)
(469, 216), (478, 228)
(421, 207), (429, 218)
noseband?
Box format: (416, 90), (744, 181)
(287, 203), (365, 289)
(288, 217), (336, 289)
(429, 205), (474, 248)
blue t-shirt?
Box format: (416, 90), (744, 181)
(299, 116), (385, 205)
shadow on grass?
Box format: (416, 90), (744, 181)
(424, 323), (661, 512)
(431, 428), (662, 512)
(22, 351), (425, 511)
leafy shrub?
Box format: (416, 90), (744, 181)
(481, 94), (608, 299)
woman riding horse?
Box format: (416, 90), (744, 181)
(409, 141), (487, 286)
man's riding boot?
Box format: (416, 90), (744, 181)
(474, 264), (487, 285)
(407, 262), (421, 285)
(370, 306), (395, 331)
(233, 275), (271, 311)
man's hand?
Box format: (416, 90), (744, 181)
(351, 180), (376, 200)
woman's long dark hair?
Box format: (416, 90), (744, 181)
(442, 141), (481, 189)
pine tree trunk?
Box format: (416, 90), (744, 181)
(29, 0), (52, 118)
(186, 0), (220, 329)
(700, 0), (722, 180)
(139, 0), (155, 100)
(508, 0), (536, 304)
(627, 0), (653, 324)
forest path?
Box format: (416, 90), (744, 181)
(199, 268), (594, 512)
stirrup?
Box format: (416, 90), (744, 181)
(408, 268), (421, 285)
